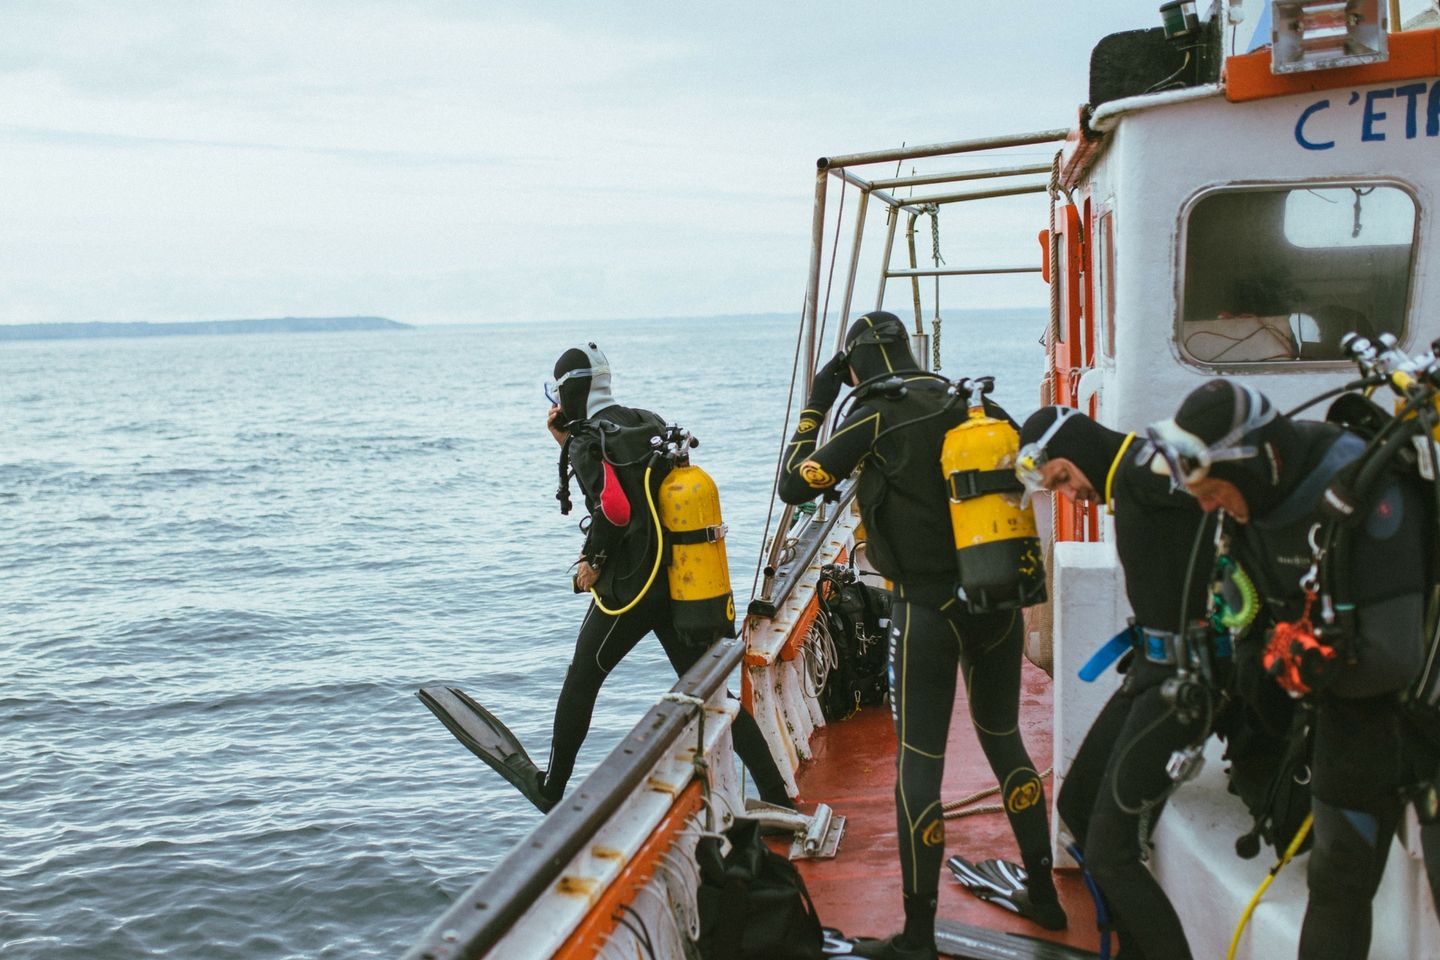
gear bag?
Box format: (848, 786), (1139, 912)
(815, 563), (891, 722)
(695, 818), (824, 960)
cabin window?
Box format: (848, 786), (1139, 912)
(1096, 210), (1116, 359)
(1178, 183), (1416, 365)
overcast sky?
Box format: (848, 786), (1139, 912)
(2, 1), (1414, 326)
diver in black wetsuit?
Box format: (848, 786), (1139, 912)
(1151, 379), (1440, 960)
(776, 311), (1064, 960)
(540, 343), (791, 810)
(1016, 406), (1215, 960)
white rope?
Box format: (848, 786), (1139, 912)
(800, 615), (838, 700)
(660, 692), (707, 710)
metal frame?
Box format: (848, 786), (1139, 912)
(757, 128), (1068, 605)
(1171, 176), (1423, 374)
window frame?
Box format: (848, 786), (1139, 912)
(1173, 177), (1421, 373)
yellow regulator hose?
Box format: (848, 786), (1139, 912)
(1227, 813), (1314, 960)
(589, 463), (665, 616)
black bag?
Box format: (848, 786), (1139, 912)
(695, 818), (824, 960)
(817, 564), (891, 722)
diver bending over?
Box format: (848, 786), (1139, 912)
(539, 343), (791, 811)
(1017, 407), (1217, 960)
(1153, 380), (1440, 960)
(777, 311), (1064, 960)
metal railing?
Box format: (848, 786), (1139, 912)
(754, 128), (1068, 608)
(402, 636), (745, 960)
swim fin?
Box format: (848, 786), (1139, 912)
(824, 923), (1098, 960)
(946, 855), (1066, 931)
(417, 685), (556, 813)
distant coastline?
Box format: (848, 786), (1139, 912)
(0, 316), (412, 341)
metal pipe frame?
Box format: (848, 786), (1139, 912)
(898, 181), (1050, 207)
(817, 128), (1068, 171)
(886, 265), (1042, 278)
(867, 161), (1053, 190)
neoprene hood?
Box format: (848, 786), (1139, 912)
(553, 342), (616, 426)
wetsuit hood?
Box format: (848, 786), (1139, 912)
(843, 311), (919, 383)
(1161, 379), (1301, 519)
(1018, 407), (1127, 493)
(552, 342), (616, 426)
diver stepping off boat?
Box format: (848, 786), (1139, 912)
(421, 343), (791, 815)
(778, 311), (1064, 960)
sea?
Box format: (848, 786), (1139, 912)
(1, 313), (1045, 959)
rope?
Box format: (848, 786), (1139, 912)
(661, 691), (713, 831)
(750, 294), (809, 602)
(929, 204), (944, 372)
(941, 768), (1053, 820)
(800, 614), (838, 700)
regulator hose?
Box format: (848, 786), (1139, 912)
(1218, 559), (1259, 631)
(1226, 814), (1314, 960)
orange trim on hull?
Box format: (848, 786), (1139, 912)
(552, 780), (706, 959)
(1226, 28), (1440, 103)
(744, 547), (848, 666)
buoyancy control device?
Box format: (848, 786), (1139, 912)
(940, 378), (1046, 612)
(1262, 331), (1440, 701)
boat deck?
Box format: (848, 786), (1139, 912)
(786, 657), (1100, 954)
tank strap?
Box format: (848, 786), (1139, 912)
(670, 524), (728, 545)
(946, 467), (1023, 502)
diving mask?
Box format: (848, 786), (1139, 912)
(1147, 385), (1275, 489)
(544, 366), (598, 405)
(1015, 407), (1079, 507)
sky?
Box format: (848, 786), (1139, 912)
(1, 1), (1429, 327)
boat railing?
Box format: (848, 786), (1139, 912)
(401, 634), (747, 960)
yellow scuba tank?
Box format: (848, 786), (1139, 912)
(657, 460), (737, 637)
(941, 396), (1046, 612)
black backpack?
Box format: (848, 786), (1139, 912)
(816, 564), (892, 722)
(695, 819), (824, 960)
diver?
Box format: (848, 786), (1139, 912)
(1016, 406), (1217, 960)
(1150, 378), (1440, 960)
(777, 311), (1065, 960)
(538, 342), (793, 811)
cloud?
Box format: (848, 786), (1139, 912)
(0, 1), (1154, 325)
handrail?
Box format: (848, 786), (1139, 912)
(401, 635), (745, 960)
(886, 266), (1042, 278)
(748, 483), (856, 620)
(817, 128), (1068, 171)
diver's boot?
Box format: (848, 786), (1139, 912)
(1018, 851), (1067, 931)
(532, 770), (561, 814)
(850, 894), (939, 960)
(848, 934), (938, 960)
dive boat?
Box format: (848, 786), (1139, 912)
(405, 2), (1440, 957)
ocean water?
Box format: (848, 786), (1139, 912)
(1, 313), (1044, 959)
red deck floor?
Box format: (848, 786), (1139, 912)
(785, 658), (1100, 955)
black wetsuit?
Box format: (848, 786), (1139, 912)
(1054, 439), (1215, 960)
(1232, 421), (1438, 960)
(777, 376), (1057, 926)
(546, 404), (789, 805)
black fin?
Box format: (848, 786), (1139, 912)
(417, 685), (555, 813)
